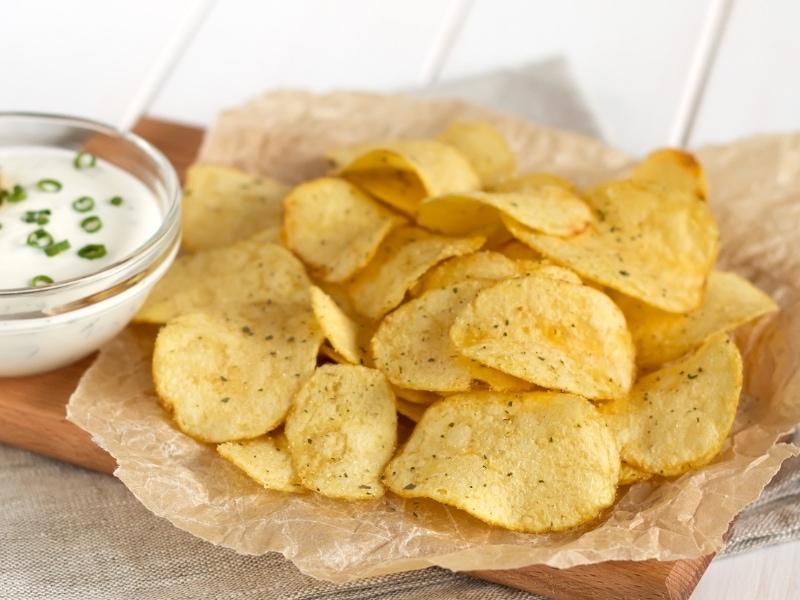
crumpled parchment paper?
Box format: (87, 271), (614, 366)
(68, 91), (800, 582)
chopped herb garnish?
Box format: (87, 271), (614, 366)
(22, 209), (51, 225)
(72, 196), (95, 212)
(403, 483), (417, 490)
(77, 244), (107, 260)
(8, 184), (27, 203)
(26, 228), (54, 249)
(80, 215), (102, 233)
(44, 239), (71, 257)
(109, 196), (123, 206)
(31, 274), (54, 286)
(37, 179), (62, 192)
(73, 151), (97, 169)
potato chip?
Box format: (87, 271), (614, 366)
(383, 390), (619, 533)
(611, 270), (778, 369)
(182, 164), (290, 252)
(503, 179), (720, 312)
(285, 363), (397, 499)
(391, 385), (441, 406)
(618, 461), (652, 486)
(435, 121), (516, 189)
(416, 187), (593, 239)
(153, 302), (323, 442)
(347, 226), (484, 320)
(282, 177), (407, 282)
(629, 148), (707, 200)
(450, 276), (635, 400)
(309, 285), (370, 366)
(335, 140), (481, 215)
(217, 431), (305, 493)
(599, 331), (742, 477)
(495, 239), (544, 261)
(516, 259), (583, 284)
(412, 250), (522, 297)
(491, 172), (577, 194)
(135, 240), (311, 324)
(395, 397), (428, 423)
(372, 281), (532, 392)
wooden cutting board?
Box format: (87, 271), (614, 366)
(0, 117), (713, 600)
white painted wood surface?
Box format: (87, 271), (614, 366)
(3, 2), (799, 598)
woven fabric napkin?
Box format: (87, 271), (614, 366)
(2, 59), (799, 599)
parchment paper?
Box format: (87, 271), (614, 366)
(68, 91), (800, 582)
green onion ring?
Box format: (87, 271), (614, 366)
(8, 184), (27, 203)
(37, 179), (62, 192)
(31, 275), (54, 286)
(22, 209), (52, 225)
(77, 244), (107, 260)
(74, 151), (96, 169)
(26, 228), (54, 249)
(72, 196), (95, 212)
(80, 215), (102, 233)
(44, 239), (71, 257)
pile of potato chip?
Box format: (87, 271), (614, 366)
(135, 122), (778, 534)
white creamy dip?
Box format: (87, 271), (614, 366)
(0, 146), (163, 290)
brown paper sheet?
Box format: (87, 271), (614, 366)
(68, 91), (800, 582)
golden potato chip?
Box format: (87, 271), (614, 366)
(435, 121), (516, 188)
(372, 281), (532, 392)
(135, 240), (311, 324)
(492, 172), (578, 194)
(182, 164), (290, 252)
(416, 187), (593, 238)
(503, 179), (719, 312)
(599, 331), (742, 477)
(629, 148), (707, 200)
(391, 385), (440, 406)
(335, 140), (481, 215)
(217, 431), (305, 493)
(516, 259), (583, 284)
(495, 239), (544, 261)
(618, 461), (652, 486)
(383, 391), (619, 533)
(285, 364), (397, 499)
(611, 270), (778, 369)
(309, 285), (370, 366)
(153, 303), (323, 442)
(282, 177), (407, 282)
(412, 250), (521, 297)
(450, 276), (635, 400)
(347, 226), (484, 320)
(395, 397), (428, 423)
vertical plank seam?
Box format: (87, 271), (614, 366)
(668, 0), (735, 148)
(419, 0), (475, 87)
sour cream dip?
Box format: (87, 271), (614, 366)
(0, 146), (163, 290)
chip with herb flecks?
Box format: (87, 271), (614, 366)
(383, 390), (620, 533)
(285, 363), (397, 499)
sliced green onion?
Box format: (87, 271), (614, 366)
(74, 151), (96, 169)
(44, 239), (71, 257)
(8, 184), (27, 203)
(77, 244), (106, 260)
(31, 275), (54, 286)
(0, 188), (7, 204)
(72, 196), (95, 212)
(26, 228), (54, 249)
(22, 209), (52, 225)
(37, 179), (62, 192)
(109, 196), (123, 206)
(80, 215), (102, 233)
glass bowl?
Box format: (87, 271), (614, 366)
(0, 113), (181, 377)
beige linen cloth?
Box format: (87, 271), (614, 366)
(2, 59), (799, 599)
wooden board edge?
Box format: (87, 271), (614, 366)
(468, 553), (714, 600)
